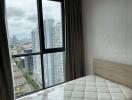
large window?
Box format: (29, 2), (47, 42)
(6, 0), (65, 98)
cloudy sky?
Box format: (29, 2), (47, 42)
(6, 0), (61, 40)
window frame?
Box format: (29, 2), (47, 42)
(10, 0), (65, 98)
(38, 0), (65, 53)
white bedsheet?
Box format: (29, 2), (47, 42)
(18, 75), (132, 100)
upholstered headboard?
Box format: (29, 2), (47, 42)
(94, 59), (132, 89)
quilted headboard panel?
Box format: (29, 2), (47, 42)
(94, 59), (132, 89)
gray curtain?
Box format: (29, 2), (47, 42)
(0, 0), (15, 100)
(65, 0), (85, 81)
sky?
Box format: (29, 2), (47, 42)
(6, 0), (61, 40)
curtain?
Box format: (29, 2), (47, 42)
(0, 0), (15, 100)
(65, 0), (85, 81)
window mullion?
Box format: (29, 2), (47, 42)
(37, 0), (45, 89)
(12, 52), (41, 58)
(61, 0), (65, 51)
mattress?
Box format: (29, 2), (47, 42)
(18, 75), (132, 100)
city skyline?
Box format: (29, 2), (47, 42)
(6, 0), (64, 96)
(9, 22), (62, 41)
(6, 0), (62, 40)
(9, 18), (64, 96)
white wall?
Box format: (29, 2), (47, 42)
(82, 0), (132, 75)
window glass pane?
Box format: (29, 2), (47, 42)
(43, 52), (65, 87)
(6, 0), (40, 55)
(42, 0), (63, 49)
(12, 55), (42, 97)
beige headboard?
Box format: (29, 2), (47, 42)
(94, 59), (132, 89)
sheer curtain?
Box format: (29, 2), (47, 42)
(0, 0), (15, 100)
(65, 0), (85, 81)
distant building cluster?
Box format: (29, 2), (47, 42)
(13, 60), (32, 96)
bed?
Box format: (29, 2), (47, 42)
(18, 59), (132, 100)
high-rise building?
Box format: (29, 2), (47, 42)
(31, 29), (40, 53)
(24, 49), (34, 73)
(31, 19), (64, 87)
(44, 19), (55, 48)
(44, 19), (64, 87)
(52, 23), (64, 84)
(12, 35), (18, 45)
(20, 57), (25, 69)
(44, 19), (55, 86)
(31, 29), (42, 87)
